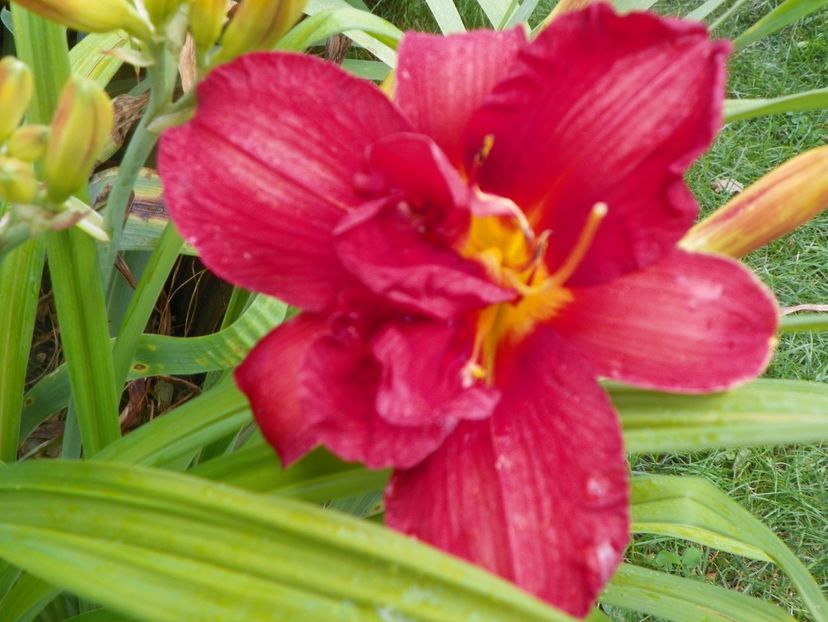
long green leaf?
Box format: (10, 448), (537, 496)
(0, 460), (574, 622)
(277, 8), (402, 52)
(733, 0), (828, 50)
(475, 0), (512, 27)
(685, 0), (731, 21)
(611, 379), (828, 454)
(0, 6), (70, 462)
(20, 294), (286, 437)
(423, 0), (467, 32)
(0, 571), (58, 622)
(68, 31), (128, 86)
(601, 564), (795, 621)
(724, 88), (828, 122)
(305, 0), (399, 65)
(780, 312), (828, 333)
(631, 476), (828, 621)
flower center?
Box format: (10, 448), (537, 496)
(461, 200), (607, 386)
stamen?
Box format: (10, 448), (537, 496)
(471, 186), (535, 244)
(469, 134), (496, 181)
(547, 202), (608, 287)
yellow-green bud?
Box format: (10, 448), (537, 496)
(44, 78), (114, 203)
(214, 0), (306, 64)
(12, 0), (153, 40)
(0, 157), (38, 204)
(6, 125), (50, 161)
(681, 145), (828, 258)
(141, 0), (184, 27)
(0, 57), (34, 143)
(189, 0), (229, 53)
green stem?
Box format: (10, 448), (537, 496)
(99, 41), (175, 294)
(0, 6), (71, 462)
(46, 228), (121, 455)
(111, 222), (183, 390)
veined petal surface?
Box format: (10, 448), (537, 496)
(396, 28), (527, 167)
(159, 52), (412, 311)
(466, 4), (729, 285)
(554, 250), (778, 391)
(387, 328), (629, 617)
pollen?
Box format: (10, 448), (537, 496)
(460, 201), (607, 384)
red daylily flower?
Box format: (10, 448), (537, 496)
(158, 4), (778, 617)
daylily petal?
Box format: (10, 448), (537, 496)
(554, 249), (778, 392)
(158, 52), (412, 311)
(235, 314), (327, 465)
(466, 4), (729, 285)
(335, 134), (514, 318)
(300, 329), (456, 469)
(387, 327), (629, 617)
(396, 28), (527, 167)
(372, 320), (500, 427)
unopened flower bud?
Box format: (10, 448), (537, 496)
(12, 0), (153, 40)
(6, 125), (50, 161)
(189, 0), (229, 53)
(0, 57), (34, 143)
(0, 157), (38, 204)
(44, 78), (114, 203)
(681, 145), (828, 257)
(141, 0), (184, 27)
(214, 0), (306, 64)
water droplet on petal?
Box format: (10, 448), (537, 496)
(584, 539), (618, 585)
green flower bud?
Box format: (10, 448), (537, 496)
(214, 0), (306, 65)
(44, 78), (114, 203)
(6, 125), (50, 161)
(12, 0), (153, 40)
(189, 0), (229, 53)
(0, 157), (38, 204)
(141, 0), (184, 27)
(0, 57), (34, 143)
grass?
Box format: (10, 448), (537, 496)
(364, 0), (827, 619)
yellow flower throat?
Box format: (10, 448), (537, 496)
(460, 197), (607, 387)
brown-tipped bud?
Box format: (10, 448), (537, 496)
(12, 0), (153, 40)
(680, 145), (828, 257)
(6, 125), (50, 161)
(0, 57), (34, 143)
(0, 157), (38, 204)
(214, 0), (306, 64)
(141, 0), (184, 26)
(189, 0), (230, 53)
(44, 78), (114, 203)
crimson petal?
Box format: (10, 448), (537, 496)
(554, 249), (778, 392)
(465, 5), (729, 286)
(335, 135), (513, 319)
(372, 320), (499, 427)
(235, 315), (327, 465)
(396, 28), (527, 167)
(300, 328), (456, 469)
(386, 327), (629, 617)
(159, 52), (412, 311)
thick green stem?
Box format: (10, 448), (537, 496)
(99, 41), (175, 294)
(46, 228), (121, 456)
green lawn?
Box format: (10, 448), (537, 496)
(367, 0), (827, 618)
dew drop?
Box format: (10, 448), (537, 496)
(584, 539), (618, 584)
